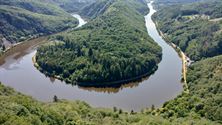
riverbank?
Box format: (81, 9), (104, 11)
(33, 0), (163, 88)
(154, 21), (189, 93)
(0, 12), (87, 64)
(33, 53), (159, 87)
(0, 37), (48, 66)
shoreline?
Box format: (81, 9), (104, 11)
(31, 11), (163, 88)
(32, 53), (160, 88)
(154, 20), (189, 93)
(0, 14), (81, 61)
(0, 37), (48, 66)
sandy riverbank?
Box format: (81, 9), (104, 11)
(155, 21), (190, 93)
(0, 37), (48, 66)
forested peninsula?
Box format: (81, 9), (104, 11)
(35, 0), (162, 86)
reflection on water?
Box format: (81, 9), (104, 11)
(79, 80), (142, 93)
(0, 59), (5, 66)
(72, 14), (87, 28)
(0, 37), (47, 66)
(78, 76), (151, 93)
(14, 51), (29, 60)
(49, 77), (56, 83)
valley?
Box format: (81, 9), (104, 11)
(0, 1), (183, 112)
(0, 0), (221, 124)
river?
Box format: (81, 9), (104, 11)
(71, 14), (87, 28)
(0, 2), (183, 111)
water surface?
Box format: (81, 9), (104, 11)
(72, 14), (87, 28)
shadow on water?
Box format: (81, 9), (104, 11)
(78, 77), (149, 93)
(39, 63), (154, 93)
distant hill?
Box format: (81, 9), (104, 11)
(0, 0), (78, 47)
(154, 0), (202, 8)
(156, 0), (201, 3)
(40, 0), (96, 13)
(79, 0), (115, 19)
(80, 0), (149, 19)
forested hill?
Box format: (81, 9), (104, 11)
(0, 0), (78, 48)
(153, 0), (222, 61)
(79, 0), (115, 19)
(80, 0), (149, 19)
(36, 0), (162, 86)
(154, 0), (202, 8)
(39, 0), (95, 13)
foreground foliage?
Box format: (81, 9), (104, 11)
(0, 82), (219, 125)
(36, 0), (162, 86)
(157, 55), (222, 123)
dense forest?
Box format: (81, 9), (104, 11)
(153, 0), (222, 61)
(36, 0), (162, 86)
(40, 0), (95, 13)
(79, 0), (116, 19)
(0, 0), (79, 54)
(79, 0), (149, 19)
(0, 82), (219, 125)
(154, 0), (202, 9)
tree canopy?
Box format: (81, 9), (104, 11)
(153, 0), (222, 61)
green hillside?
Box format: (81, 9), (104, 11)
(40, 0), (95, 13)
(36, 0), (162, 86)
(152, 0), (222, 123)
(0, 0), (78, 46)
(79, 0), (115, 19)
(80, 0), (149, 19)
(153, 0), (222, 61)
(156, 55), (222, 123)
(154, 0), (202, 8)
(0, 0), (71, 16)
